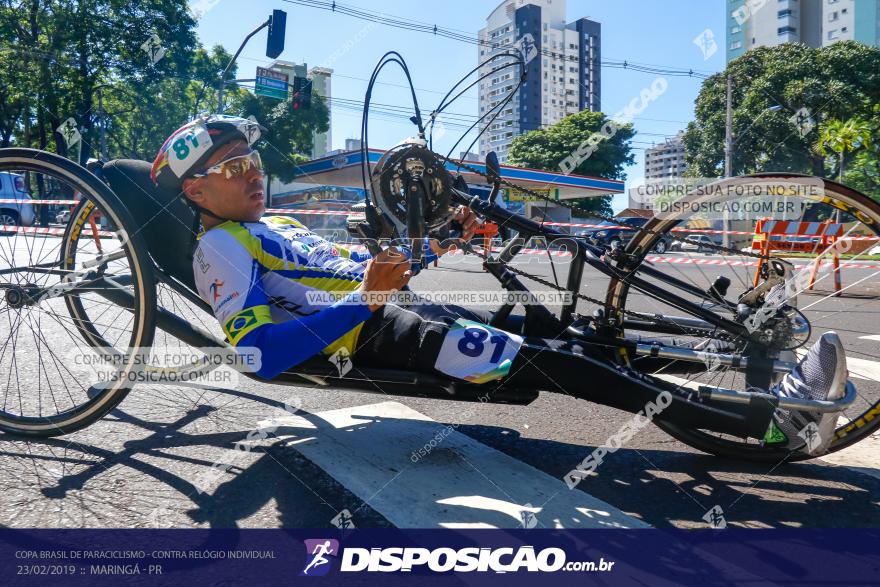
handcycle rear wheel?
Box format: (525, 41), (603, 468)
(0, 148), (156, 437)
(63, 198), (226, 386)
(605, 174), (880, 462)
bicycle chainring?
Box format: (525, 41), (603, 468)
(372, 145), (455, 239)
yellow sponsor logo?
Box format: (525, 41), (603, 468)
(836, 403), (880, 438)
(69, 201), (95, 241)
(66, 201), (96, 265)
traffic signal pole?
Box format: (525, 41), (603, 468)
(217, 18), (272, 114)
(217, 10), (286, 113)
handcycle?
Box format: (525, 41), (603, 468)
(0, 144), (878, 465)
(1, 48), (878, 462)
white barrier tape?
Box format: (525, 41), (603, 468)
(265, 207), (350, 215)
(298, 212), (878, 240)
(643, 256), (880, 270)
(0, 224), (115, 237)
(0, 228), (875, 269)
(0, 199), (79, 205)
(4, 204), (878, 241)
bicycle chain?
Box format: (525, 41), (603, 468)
(459, 241), (733, 340)
(443, 156), (772, 261)
(435, 154), (749, 339)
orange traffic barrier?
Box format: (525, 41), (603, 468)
(751, 218), (845, 293)
(474, 221), (499, 251)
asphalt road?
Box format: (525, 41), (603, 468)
(1, 245), (879, 530)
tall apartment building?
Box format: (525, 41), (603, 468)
(823, 0), (880, 45)
(727, 0), (880, 62)
(628, 133), (687, 210)
(268, 60), (332, 158)
(477, 0), (601, 163)
(644, 133), (687, 182)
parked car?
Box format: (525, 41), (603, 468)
(676, 234), (718, 253)
(56, 209), (72, 224)
(579, 216), (671, 253)
(0, 172), (36, 228)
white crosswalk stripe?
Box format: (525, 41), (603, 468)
(259, 401), (649, 529)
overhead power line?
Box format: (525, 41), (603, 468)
(280, 0), (713, 79)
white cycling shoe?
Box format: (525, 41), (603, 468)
(765, 332), (848, 455)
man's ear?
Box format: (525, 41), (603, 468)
(181, 178), (205, 204)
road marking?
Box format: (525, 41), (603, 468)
(819, 433), (880, 481)
(259, 401), (649, 529)
(860, 335), (880, 342)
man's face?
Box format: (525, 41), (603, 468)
(182, 139), (265, 223)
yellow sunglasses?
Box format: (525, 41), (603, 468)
(191, 151), (263, 180)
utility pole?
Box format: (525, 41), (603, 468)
(97, 88), (108, 160)
(724, 74), (733, 178)
(723, 74), (734, 248)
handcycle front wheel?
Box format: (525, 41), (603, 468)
(0, 148), (157, 437)
(605, 174), (880, 462)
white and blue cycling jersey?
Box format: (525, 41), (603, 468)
(193, 215), (437, 379)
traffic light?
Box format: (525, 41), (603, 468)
(266, 9), (286, 59)
(292, 76), (312, 109)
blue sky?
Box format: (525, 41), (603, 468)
(195, 0), (726, 210)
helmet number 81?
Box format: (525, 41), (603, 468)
(172, 134), (201, 160)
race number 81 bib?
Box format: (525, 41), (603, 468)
(434, 319), (524, 384)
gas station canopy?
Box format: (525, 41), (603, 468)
(291, 149), (624, 201)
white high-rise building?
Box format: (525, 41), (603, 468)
(629, 133), (687, 210)
(822, 0), (879, 45)
(477, 0), (601, 163)
(727, 0), (879, 62)
(644, 133), (687, 182)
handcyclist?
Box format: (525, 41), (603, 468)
(150, 115), (849, 455)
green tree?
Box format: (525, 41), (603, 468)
(1, 0), (199, 159)
(98, 44), (242, 161)
(814, 117), (873, 183)
(232, 91), (330, 185)
(684, 41), (880, 179)
(844, 106), (880, 200)
(507, 110), (635, 215)
(1, 0), (330, 193)
(812, 107), (879, 200)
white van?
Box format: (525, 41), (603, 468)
(0, 172), (36, 227)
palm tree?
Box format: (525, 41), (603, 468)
(814, 118), (873, 183)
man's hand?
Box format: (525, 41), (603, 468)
(430, 206), (481, 256)
(359, 247), (412, 311)
(454, 205), (480, 240)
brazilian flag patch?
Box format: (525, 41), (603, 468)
(224, 307), (271, 345)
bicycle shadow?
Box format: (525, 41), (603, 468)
(0, 383), (878, 530)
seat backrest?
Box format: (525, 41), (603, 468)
(101, 159), (198, 290)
